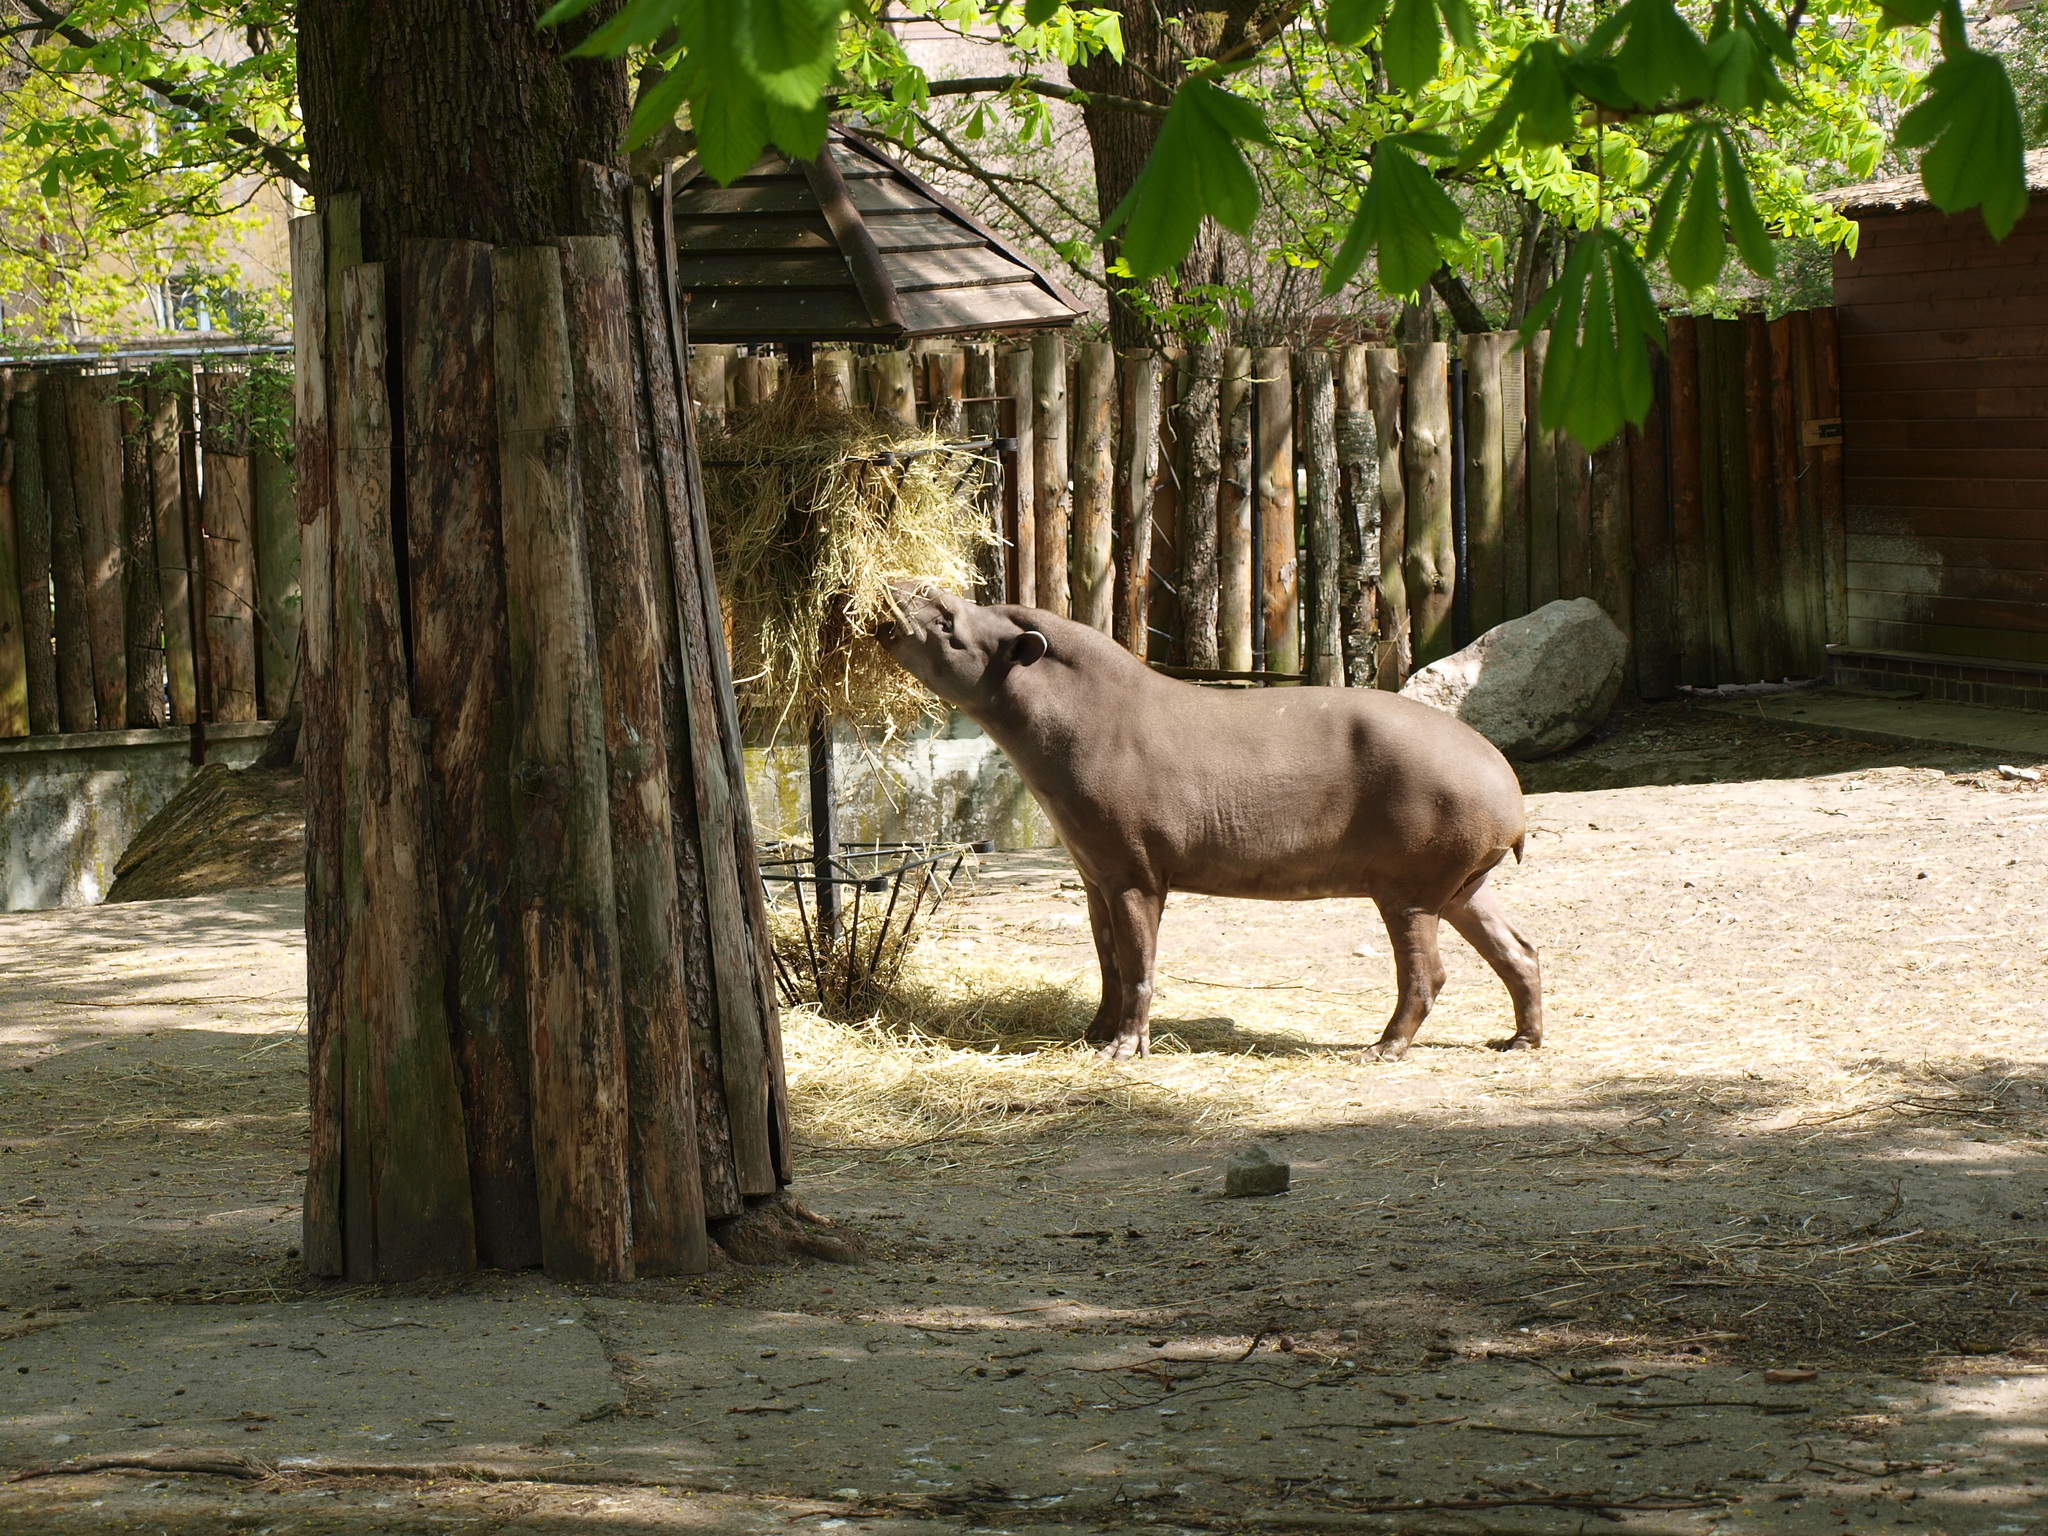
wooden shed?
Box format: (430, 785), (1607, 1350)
(1825, 149), (2048, 711)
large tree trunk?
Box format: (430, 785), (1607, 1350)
(295, 0), (810, 1282)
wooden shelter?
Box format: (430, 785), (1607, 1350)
(1824, 149), (2048, 711)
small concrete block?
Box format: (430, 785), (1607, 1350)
(1224, 1145), (1290, 1198)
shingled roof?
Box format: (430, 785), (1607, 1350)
(1820, 148), (2048, 216)
(669, 126), (1087, 342)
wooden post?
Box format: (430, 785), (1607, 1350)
(963, 344), (1004, 603)
(1114, 349), (1159, 655)
(686, 344), (733, 430)
(11, 379), (57, 734)
(179, 374), (213, 732)
(333, 260), (478, 1282)
(1808, 307), (1848, 650)
(253, 443), (299, 719)
(1176, 342), (1221, 669)
(1031, 332), (1069, 618)
(119, 393), (167, 728)
(1298, 349), (1342, 686)
(295, 211), (344, 1277)
(924, 347), (965, 436)
(1710, 318), (1763, 681)
(1664, 316), (1712, 686)
(871, 348), (916, 428)
(1071, 340), (1115, 633)
(1147, 354), (1182, 663)
(1692, 317), (1733, 682)
(1589, 438), (1632, 653)
(1335, 344), (1379, 688)
(1740, 312), (1786, 678)
(1500, 337), (1529, 620)
(0, 377), (22, 738)
(145, 383), (198, 725)
(1367, 347), (1409, 688)
(43, 373), (94, 731)
(1524, 332), (1559, 610)
(1402, 342), (1454, 667)
(815, 348), (855, 411)
(198, 373), (260, 722)
(1254, 346), (1298, 675)
(559, 233), (710, 1276)
(1766, 316), (1818, 673)
(67, 374), (128, 728)
(1557, 437), (1591, 603)
(1001, 345), (1034, 607)
(1217, 346), (1253, 671)
(1628, 350), (1678, 701)
(492, 244), (633, 1283)
(1462, 333), (1506, 635)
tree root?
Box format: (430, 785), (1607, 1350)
(710, 1193), (867, 1266)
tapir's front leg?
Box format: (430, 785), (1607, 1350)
(1080, 879), (1122, 1045)
(1095, 886), (1165, 1061)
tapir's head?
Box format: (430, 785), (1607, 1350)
(875, 584), (1049, 714)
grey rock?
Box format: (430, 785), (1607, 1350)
(1224, 1144), (1290, 1198)
(1399, 597), (1628, 760)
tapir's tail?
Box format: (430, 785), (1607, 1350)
(1512, 835), (1525, 864)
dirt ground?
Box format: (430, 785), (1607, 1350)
(2, 701), (2046, 1535)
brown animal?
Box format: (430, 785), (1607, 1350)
(877, 588), (1542, 1062)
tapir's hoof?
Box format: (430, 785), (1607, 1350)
(1094, 1036), (1148, 1062)
(1489, 1034), (1540, 1053)
(1363, 1040), (1409, 1063)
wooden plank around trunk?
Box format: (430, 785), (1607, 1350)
(492, 244), (634, 1283)
(1711, 319), (1764, 681)
(1692, 316), (1734, 682)
(43, 374), (94, 731)
(1809, 306), (1848, 647)
(1113, 349), (1158, 654)
(965, 344), (1005, 604)
(1071, 340), (1115, 633)
(870, 348), (916, 428)
(1741, 312), (1786, 678)
(1254, 346), (1298, 674)
(924, 347), (965, 436)
(1335, 344), (1379, 688)
(1032, 332), (1069, 618)
(1366, 347), (1408, 688)
(199, 374), (259, 722)
(1500, 338), (1529, 620)
(1298, 349), (1342, 686)
(1627, 353), (1678, 701)
(1461, 334), (1506, 635)
(334, 260), (478, 1283)
(146, 384), (197, 725)
(253, 445), (299, 719)
(1217, 346), (1253, 672)
(1524, 332), (1559, 611)
(399, 237), (541, 1272)
(1176, 342), (1221, 670)
(1402, 342), (1453, 667)
(11, 380), (57, 734)
(1766, 316), (1819, 674)
(1664, 316), (1713, 686)
(559, 232), (709, 1277)
(1589, 437), (1632, 654)
(1002, 345), (1035, 609)
(120, 392), (167, 727)
(65, 374), (127, 727)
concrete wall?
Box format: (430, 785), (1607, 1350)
(0, 723), (272, 911)
(744, 712), (1055, 851)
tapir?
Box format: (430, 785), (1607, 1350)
(876, 587), (1542, 1062)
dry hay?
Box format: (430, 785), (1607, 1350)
(703, 384), (992, 737)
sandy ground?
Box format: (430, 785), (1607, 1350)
(1, 704), (2046, 1534)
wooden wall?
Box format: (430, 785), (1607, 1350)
(1834, 200), (2048, 667)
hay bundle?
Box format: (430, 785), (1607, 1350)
(703, 382), (993, 736)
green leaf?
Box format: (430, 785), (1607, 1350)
(624, 63), (693, 151)
(1437, 0), (1478, 50)
(1383, 0), (1442, 92)
(1717, 134), (1775, 278)
(1526, 230), (1660, 448)
(1642, 133), (1700, 259)
(1611, 0), (1711, 108)
(1894, 48), (2030, 239)
(1875, 0), (1940, 26)
(1101, 82), (1270, 280)
(1321, 142), (1464, 298)
(1666, 138), (1726, 290)
(1457, 38), (1574, 169)
(1326, 0), (1390, 46)
(1023, 0), (1062, 21)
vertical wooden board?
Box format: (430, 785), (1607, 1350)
(178, 380), (212, 727)
(12, 380), (57, 734)
(1297, 350), (1342, 686)
(1401, 343), (1453, 668)
(1692, 317), (1733, 682)
(1462, 334), (1506, 635)
(558, 233), (709, 1277)
(1113, 349), (1158, 655)
(816, 349), (856, 412)
(1588, 438), (1632, 645)
(0, 377), (24, 737)
(1032, 333), (1069, 618)
(1366, 348), (1408, 688)
(199, 374), (259, 722)
(686, 345), (733, 430)
(1002, 346), (1035, 609)
(146, 385), (198, 725)
(43, 375), (94, 731)
(1740, 312), (1786, 678)
(1808, 307), (1848, 647)
(925, 347), (965, 436)
(1627, 352), (1678, 701)
(1500, 340), (1528, 620)
(1524, 334), (1559, 610)
(1711, 319), (1764, 681)
(1788, 310), (1829, 667)
(1664, 317), (1713, 686)
(334, 261), (478, 1282)
(1255, 346), (1298, 674)
(492, 245), (634, 1283)
(1147, 355), (1181, 664)
(292, 213), (344, 1277)
(120, 392), (167, 728)
(1071, 341), (1115, 633)
(964, 344), (1005, 604)
(66, 374), (128, 727)
(1335, 345), (1379, 688)
(1217, 347), (1254, 672)
(1556, 438), (1591, 603)
(1766, 317), (1818, 674)
(871, 349), (916, 427)
(253, 448), (300, 718)
(399, 237), (541, 1271)
(1176, 343), (1221, 670)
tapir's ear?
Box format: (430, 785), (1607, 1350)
(1011, 630), (1048, 667)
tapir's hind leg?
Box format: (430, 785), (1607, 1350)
(1080, 879), (1122, 1045)
(1366, 903), (1444, 1062)
(1443, 879), (1543, 1051)
(1094, 886), (1165, 1062)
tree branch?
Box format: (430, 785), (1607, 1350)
(13, 0), (310, 189)
(1430, 265), (1491, 336)
(908, 75), (1172, 120)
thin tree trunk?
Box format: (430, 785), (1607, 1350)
(1003, 345), (1035, 608)
(1402, 342), (1454, 668)
(965, 344), (1004, 604)
(1217, 346), (1253, 671)
(1298, 349), (1341, 687)
(1366, 348), (1408, 688)
(1176, 342), (1220, 669)
(12, 380), (57, 735)
(43, 373), (94, 731)
(1032, 332), (1069, 618)
(1071, 341), (1115, 633)
(1335, 344), (1378, 688)
(1461, 334), (1506, 637)
(1114, 350), (1159, 655)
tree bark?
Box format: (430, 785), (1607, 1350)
(1402, 343), (1454, 668)
(1176, 342), (1220, 669)
(1254, 347), (1296, 675)
(42, 374), (93, 731)
(1216, 347), (1253, 672)
(146, 384), (198, 726)
(11, 379), (57, 735)
(1071, 341), (1115, 633)
(1113, 349), (1158, 655)
(0, 380), (23, 739)
(67, 375), (128, 728)
(1334, 344), (1378, 688)
(1366, 348), (1408, 689)
(1297, 349), (1341, 687)
(1032, 333), (1069, 618)
(120, 394), (167, 728)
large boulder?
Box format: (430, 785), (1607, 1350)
(1399, 598), (1628, 760)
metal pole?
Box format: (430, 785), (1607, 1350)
(1451, 354), (1471, 650)
(808, 712), (839, 944)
